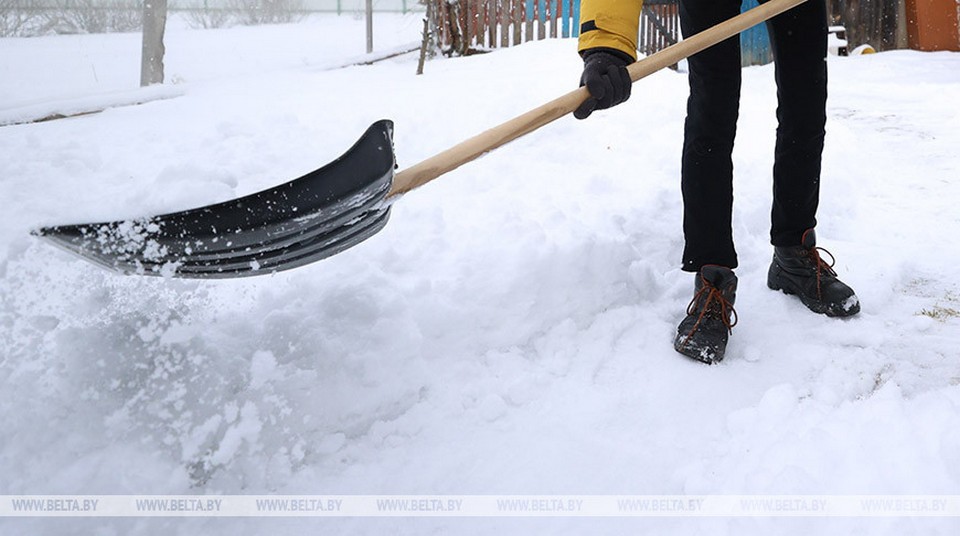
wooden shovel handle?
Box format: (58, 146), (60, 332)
(389, 0), (807, 198)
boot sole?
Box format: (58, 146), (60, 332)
(767, 264), (861, 318)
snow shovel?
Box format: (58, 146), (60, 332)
(35, 0), (806, 278)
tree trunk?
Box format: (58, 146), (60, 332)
(366, 0), (374, 53)
(417, 1), (434, 75)
(140, 0), (167, 87)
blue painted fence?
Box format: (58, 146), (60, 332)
(740, 0), (773, 65)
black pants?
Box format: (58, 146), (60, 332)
(679, 0), (828, 272)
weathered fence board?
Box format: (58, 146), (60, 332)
(740, 0), (772, 66)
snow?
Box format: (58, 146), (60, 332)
(2, 12), (960, 535)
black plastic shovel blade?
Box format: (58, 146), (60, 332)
(34, 120), (396, 278)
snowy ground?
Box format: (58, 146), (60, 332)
(2, 12), (960, 535)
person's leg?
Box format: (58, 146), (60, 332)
(679, 0), (744, 273)
(764, 0), (827, 247)
(763, 0), (859, 317)
(675, 0), (743, 364)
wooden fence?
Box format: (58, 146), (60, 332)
(640, 0), (679, 56)
(829, 0), (907, 51)
(427, 0), (680, 56)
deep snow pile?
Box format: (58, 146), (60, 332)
(2, 13), (960, 535)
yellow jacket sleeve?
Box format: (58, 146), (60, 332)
(578, 0), (643, 61)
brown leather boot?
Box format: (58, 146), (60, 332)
(674, 265), (738, 364)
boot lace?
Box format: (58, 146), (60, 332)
(680, 283), (737, 347)
(808, 246), (837, 299)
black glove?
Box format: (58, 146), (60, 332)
(574, 49), (633, 120)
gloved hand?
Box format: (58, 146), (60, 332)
(574, 49), (633, 120)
